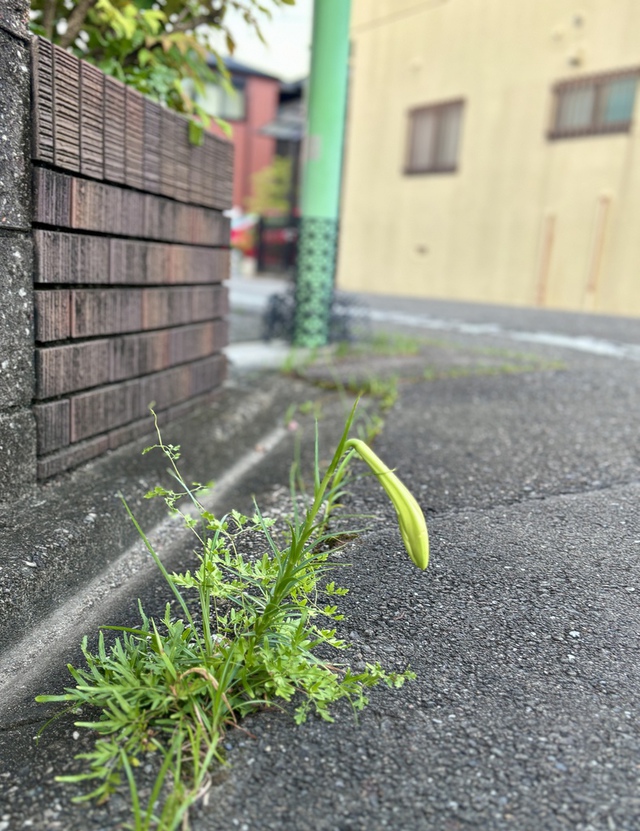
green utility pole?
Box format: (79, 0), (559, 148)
(293, 0), (352, 347)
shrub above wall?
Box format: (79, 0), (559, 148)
(29, 37), (233, 480)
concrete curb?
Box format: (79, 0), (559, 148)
(0, 370), (314, 669)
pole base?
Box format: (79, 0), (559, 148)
(293, 216), (339, 347)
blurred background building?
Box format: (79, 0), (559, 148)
(338, 0), (640, 316)
(197, 58), (304, 274)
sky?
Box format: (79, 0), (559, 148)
(214, 0), (314, 81)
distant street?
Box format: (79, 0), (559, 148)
(227, 269), (640, 358)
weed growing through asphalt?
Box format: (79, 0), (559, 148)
(37, 403), (427, 831)
(334, 331), (425, 359)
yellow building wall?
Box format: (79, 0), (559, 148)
(338, 0), (640, 315)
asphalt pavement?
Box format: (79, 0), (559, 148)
(1, 278), (639, 831)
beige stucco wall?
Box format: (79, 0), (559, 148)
(338, 0), (640, 315)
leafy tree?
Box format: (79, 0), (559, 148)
(29, 0), (295, 118)
(247, 155), (293, 216)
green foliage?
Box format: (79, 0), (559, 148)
(29, 0), (295, 118)
(247, 155), (294, 216)
(334, 332), (424, 360)
(37, 404), (422, 830)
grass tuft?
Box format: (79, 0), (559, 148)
(37, 404), (423, 830)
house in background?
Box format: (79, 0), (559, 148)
(339, 0), (640, 316)
(198, 57), (281, 211)
(193, 60), (304, 272)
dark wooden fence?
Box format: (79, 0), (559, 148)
(29, 38), (233, 479)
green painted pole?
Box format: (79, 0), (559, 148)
(293, 0), (352, 347)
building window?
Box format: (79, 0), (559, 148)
(198, 82), (246, 121)
(181, 77), (247, 121)
(550, 70), (638, 138)
(405, 100), (464, 174)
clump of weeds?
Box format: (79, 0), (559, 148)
(37, 403), (428, 831)
(334, 332), (426, 360)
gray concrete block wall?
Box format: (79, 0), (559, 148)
(0, 0), (37, 500)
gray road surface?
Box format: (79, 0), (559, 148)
(1, 285), (639, 831)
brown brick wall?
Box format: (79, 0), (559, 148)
(31, 38), (232, 479)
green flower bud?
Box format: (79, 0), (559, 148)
(346, 439), (429, 570)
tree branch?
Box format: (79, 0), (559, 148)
(59, 0), (98, 49)
(41, 0), (58, 41)
(170, 11), (225, 34)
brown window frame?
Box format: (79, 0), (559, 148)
(404, 99), (464, 175)
(548, 68), (639, 140)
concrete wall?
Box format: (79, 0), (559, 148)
(0, 2), (37, 499)
(339, 0), (640, 316)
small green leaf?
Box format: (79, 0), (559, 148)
(188, 119), (205, 146)
(213, 116), (233, 139)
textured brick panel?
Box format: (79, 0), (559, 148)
(34, 289), (70, 342)
(143, 193), (161, 240)
(187, 247), (230, 284)
(110, 330), (170, 380)
(137, 330), (171, 374)
(141, 365), (191, 412)
(79, 60), (104, 179)
(71, 379), (142, 442)
(33, 167), (71, 227)
(146, 242), (171, 283)
(197, 210), (229, 247)
(29, 51), (232, 481)
(164, 245), (180, 284)
(169, 322), (215, 365)
(110, 239), (148, 285)
(190, 354), (226, 396)
(31, 37), (55, 164)
(201, 207), (227, 246)
(72, 289), (142, 337)
(125, 88), (145, 190)
(107, 418), (153, 451)
(143, 99), (162, 194)
(174, 116), (190, 203)
(188, 139), (206, 206)
(37, 434), (110, 480)
(219, 215), (232, 246)
(186, 207), (203, 247)
(140, 288), (169, 331)
(190, 284), (228, 322)
(212, 317), (229, 350)
(138, 193), (230, 245)
(36, 340), (111, 398)
(120, 189), (146, 238)
(104, 76), (126, 183)
(34, 230), (110, 284)
(103, 182), (124, 235)
(201, 133), (217, 209)
(159, 197), (179, 242)
(70, 178), (107, 232)
(34, 399), (70, 454)
(52, 45), (80, 171)
(217, 247), (231, 282)
(109, 333), (139, 382)
(160, 110), (177, 199)
(174, 203), (192, 244)
(141, 287), (195, 330)
(214, 139), (234, 209)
